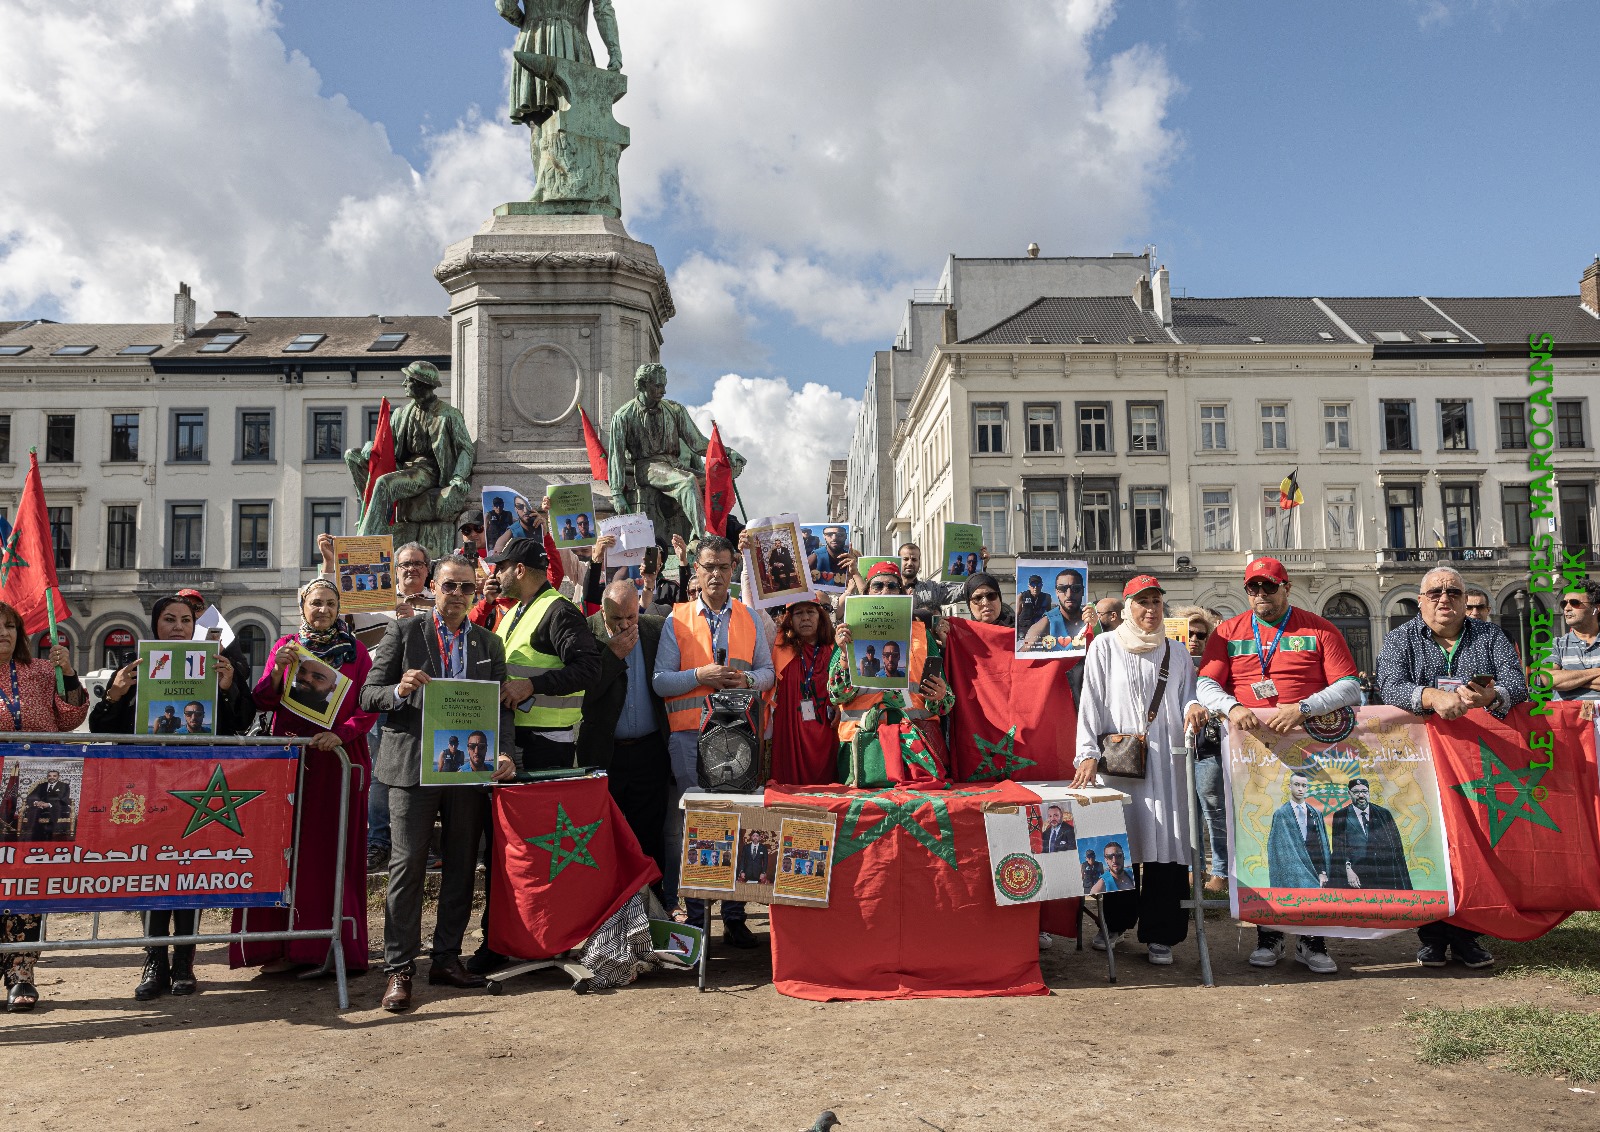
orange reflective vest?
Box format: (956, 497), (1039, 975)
(665, 600), (759, 732)
(837, 620), (931, 743)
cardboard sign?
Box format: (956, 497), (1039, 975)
(135, 640), (219, 738)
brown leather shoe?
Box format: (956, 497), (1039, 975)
(381, 966), (414, 1012)
(427, 956), (488, 989)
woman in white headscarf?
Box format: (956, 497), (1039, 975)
(1073, 576), (1208, 966)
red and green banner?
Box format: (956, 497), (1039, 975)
(945, 618), (1078, 781)
(0, 744), (297, 912)
(766, 780), (1048, 1001)
(488, 776), (660, 960)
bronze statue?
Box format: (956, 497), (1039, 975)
(607, 364), (745, 542)
(344, 361), (475, 556)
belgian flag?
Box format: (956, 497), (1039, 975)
(1278, 469), (1304, 511)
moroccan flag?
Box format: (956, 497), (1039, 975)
(488, 777), (661, 959)
(579, 407), (609, 483)
(945, 619), (1079, 781)
(1278, 469), (1304, 510)
(766, 780), (1047, 1000)
(704, 422), (734, 536)
(0, 451), (72, 636)
(361, 397), (397, 522)
(1430, 703), (1600, 940)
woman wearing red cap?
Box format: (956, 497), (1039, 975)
(1073, 575), (1208, 966)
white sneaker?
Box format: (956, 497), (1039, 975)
(1091, 930), (1124, 952)
(1248, 936), (1286, 967)
(1295, 938), (1338, 974)
(1147, 943), (1174, 965)
(1038, 932), (1054, 949)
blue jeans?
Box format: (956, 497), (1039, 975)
(1192, 755), (1227, 875)
(664, 731), (746, 926)
(367, 715), (390, 850)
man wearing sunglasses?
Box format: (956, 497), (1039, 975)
(1375, 565), (1527, 970)
(1552, 578), (1600, 701)
(1196, 556), (1363, 974)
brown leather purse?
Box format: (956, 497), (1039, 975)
(1096, 641), (1171, 780)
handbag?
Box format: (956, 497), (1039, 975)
(1096, 641), (1171, 780)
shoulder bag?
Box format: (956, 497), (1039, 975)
(1096, 641), (1171, 780)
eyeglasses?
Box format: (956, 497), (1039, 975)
(868, 582), (902, 594)
(435, 580), (475, 594)
(696, 561), (734, 575)
(969, 591), (1000, 603)
(1563, 598), (1592, 609)
(397, 559), (428, 570)
(1244, 580), (1282, 595)
(1055, 586), (1080, 595)
(1422, 587), (1464, 602)
(467, 740), (487, 749)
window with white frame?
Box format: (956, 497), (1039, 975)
(1198, 404), (1228, 451)
(1201, 490), (1234, 551)
(1077, 403), (1111, 453)
(973, 405), (1006, 454)
(1025, 405), (1058, 453)
(1325, 488), (1358, 549)
(1262, 488), (1297, 550)
(1128, 403), (1164, 452)
(1259, 402), (1289, 450)
(1027, 488), (1063, 552)
(1080, 489), (1114, 551)
(1322, 402), (1351, 450)
(976, 490), (1009, 555)
(1131, 488), (1166, 551)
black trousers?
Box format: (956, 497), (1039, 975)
(1102, 861), (1190, 947)
(145, 909), (197, 942)
(607, 732), (670, 887)
(1418, 922), (1481, 948)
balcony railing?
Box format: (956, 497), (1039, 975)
(1082, 552), (1136, 568)
(1377, 547), (1504, 569)
(137, 568), (219, 590)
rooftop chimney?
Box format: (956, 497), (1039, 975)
(1153, 264), (1172, 327)
(941, 306), (959, 344)
(1132, 273), (1153, 311)
(1582, 256), (1600, 317)
(1026, 242), (1040, 258)
(172, 282), (196, 342)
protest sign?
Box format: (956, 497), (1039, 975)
(135, 640), (219, 737)
(419, 679), (500, 785)
(844, 594), (913, 690)
(332, 535), (396, 614)
(0, 743), (297, 912)
(599, 512), (654, 569)
(277, 645), (353, 729)
(1163, 617), (1190, 642)
(799, 521), (851, 592)
(743, 513), (813, 609)
(481, 485), (537, 555)
(192, 605), (236, 649)
(677, 799), (836, 907)
(548, 484), (597, 549)
(771, 815), (836, 904)
(679, 809), (739, 892)
(983, 793), (1128, 906)
(1013, 559), (1090, 659)
(943, 523), (983, 580)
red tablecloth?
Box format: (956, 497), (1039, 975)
(766, 781), (1048, 1001)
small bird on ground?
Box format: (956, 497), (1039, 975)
(805, 1112), (840, 1132)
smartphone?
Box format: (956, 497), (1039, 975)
(1466, 672), (1494, 689)
(922, 655), (945, 686)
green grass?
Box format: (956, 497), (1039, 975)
(1408, 1005), (1600, 1080)
(1494, 911), (1600, 996)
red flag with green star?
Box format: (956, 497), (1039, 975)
(488, 777), (660, 959)
(944, 619), (1078, 781)
(1429, 703), (1600, 940)
(0, 451), (72, 637)
(766, 780), (1047, 1000)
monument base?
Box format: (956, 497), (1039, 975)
(434, 210), (674, 500)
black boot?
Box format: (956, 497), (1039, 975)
(169, 946), (197, 996)
(135, 947), (170, 1001)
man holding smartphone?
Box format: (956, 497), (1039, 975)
(1375, 565), (1528, 970)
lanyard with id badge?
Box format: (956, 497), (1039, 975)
(1433, 636), (1467, 692)
(1250, 611), (1292, 701)
(796, 643), (834, 725)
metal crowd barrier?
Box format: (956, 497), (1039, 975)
(1180, 728), (1228, 988)
(4, 733), (359, 1010)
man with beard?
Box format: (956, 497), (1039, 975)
(24, 771), (72, 841)
(897, 543), (982, 627)
(1329, 778), (1410, 891)
(1023, 571), (1088, 650)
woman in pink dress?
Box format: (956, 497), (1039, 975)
(230, 579), (375, 975)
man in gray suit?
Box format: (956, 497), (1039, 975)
(361, 553), (513, 1013)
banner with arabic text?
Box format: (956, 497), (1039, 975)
(0, 743), (298, 912)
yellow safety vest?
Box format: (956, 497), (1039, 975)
(497, 585), (585, 732)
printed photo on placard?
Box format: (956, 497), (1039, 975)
(481, 485), (538, 555)
(743, 513), (814, 609)
(278, 646), (353, 728)
(135, 640), (219, 739)
(799, 522), (851, 592)
(333, 535), (396, 614)
(680, 810), (739, 892)
(943, 523), (983, 580)
(983, 795), (1127, 906)
(844, 594), (913, 690)
(548, 484), (597, 549)
(1, 754), (85, 843)
(1014, 559), (1090, 658)
(1079, 833), (1136, 894)
(772, 816), (834, 903)
(419, 679), (501, 785)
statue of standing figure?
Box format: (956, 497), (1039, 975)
(607, 364), (746, 543)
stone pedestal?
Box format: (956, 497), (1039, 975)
(433, 210), (673, 498)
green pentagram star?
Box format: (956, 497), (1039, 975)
(0, 531), (28, 587)
(1453, 738), (1561, 847)
(168, 764), (265, 838)
(812, 784), (999, 870)
(967, 726), (1036, 781)
(526, 803), (602, 880)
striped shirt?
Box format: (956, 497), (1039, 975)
(1552, 630), (1600, 701)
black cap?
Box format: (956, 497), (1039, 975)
(485, 536), (548, 569)
(458, 508), (484, 530)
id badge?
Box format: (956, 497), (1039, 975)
(799, 700), (816, 722)
(1435, 676), (1467, 692)
(1250, 678), (1278, 700)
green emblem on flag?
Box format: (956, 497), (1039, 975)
(526, 802), (602, 879)
(799, 785), (998, 870)
(968, 726), (1036, 780)
(0, 531), (28, 587)
(1453, 739), (1560, 847)
(168, 764), (265, 838)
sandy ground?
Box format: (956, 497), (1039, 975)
(1, 903), (1594, 1132)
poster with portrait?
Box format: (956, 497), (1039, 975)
(481, 485), (537, 555)
(771, 816), (836, 903)
(0, 752), (85, 843)
(742, 513), (814, 610)
(277, 645), (353, 729)
(1225, 705), (1453, 936)
(332, 535), (396, 614)
(983, 793), (1128, 906)
(943, 523), (983, 580)
(799, 521), (852, 592)
(134, 640), (219, 738)
(677, 801), (836, 907)
(679, 809), (740, 892)
(548, 483), (597, 549)
(419, 679), (500, 786)
(1013, 558), (1090, 659)
(1163, 617), (1190, 642)
(843, 594), (913, 690)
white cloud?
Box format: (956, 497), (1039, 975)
(686, 375), (859, 520)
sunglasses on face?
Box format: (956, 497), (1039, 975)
(1563, 598), (1592, 609)
(1422, 587), (1464, 601)
(969, 591), (1000, 603)
(1244, 580), (1282, 595)
(435, 581), (475, 594)
(461, 524), (484, 534)
(467, 740), (487, 749)
(1188, 629), (1209, 639)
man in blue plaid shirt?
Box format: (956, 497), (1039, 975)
(1375, 566), (1529, 971)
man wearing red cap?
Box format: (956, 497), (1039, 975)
(1195, 556), (1363, 974)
